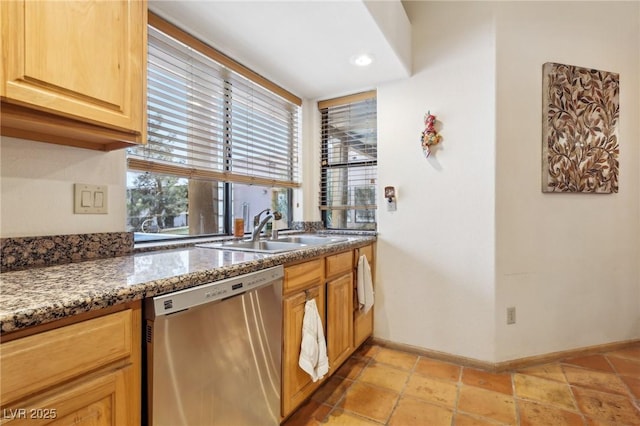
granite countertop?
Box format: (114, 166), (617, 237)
(0, 235), (375, 334)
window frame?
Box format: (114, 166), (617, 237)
(319, 91), (378, 230)
(126, 12), (301, 243)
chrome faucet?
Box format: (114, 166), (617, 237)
(250, 209), (282, 241)
(253, 209), (271, 228)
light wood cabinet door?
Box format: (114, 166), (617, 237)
(0, 305), (141, 426)
(354, 244), (375, 347)
(1, 310), (133, 405)
(0, 0), (146, 148)
(2, 366), (133, 426)
(282, 285), (325, 418)
(326, 272), (354, 369)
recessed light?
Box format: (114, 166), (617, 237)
(350, 53), (374, 67)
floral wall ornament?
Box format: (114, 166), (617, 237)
(542, 62), (619, 193)
(420, 111), (442, 158)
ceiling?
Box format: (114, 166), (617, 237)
(148, 0), (412, 101)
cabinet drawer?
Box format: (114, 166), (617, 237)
(284, 259), (323, 294)
(326, 251), (353, 278)
(1, 310), (133, 405)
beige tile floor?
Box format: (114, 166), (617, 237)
(284, 343), (640, 426)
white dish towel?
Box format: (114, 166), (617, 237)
(298, 298), (329, 382)
(357, 255), (374, 313)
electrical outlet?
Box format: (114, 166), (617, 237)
(507, 307), (516, 325)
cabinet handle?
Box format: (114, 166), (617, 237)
(293, 287), (319, 305)
(305, 287), (319, 300)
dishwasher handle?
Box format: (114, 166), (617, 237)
(148, 266), (284, 318)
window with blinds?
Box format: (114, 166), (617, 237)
(126, 14), (301, 241)
(319, 91), (377, 230)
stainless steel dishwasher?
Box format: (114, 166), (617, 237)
(145, 266), (283, 426)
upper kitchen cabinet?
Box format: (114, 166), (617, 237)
(0, 0), (147, 150)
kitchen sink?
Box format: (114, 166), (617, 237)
(196, 235), (348, 254)
(276, 235), (347, 245)
(197, 240), (306, 254)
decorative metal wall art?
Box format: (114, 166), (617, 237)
(420, 111), (442, 158)
(542, 62), (619, 193)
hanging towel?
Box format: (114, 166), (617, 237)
(298, 298), (329, 382)
(357, 255), (374, 313)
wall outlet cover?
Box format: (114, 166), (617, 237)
(507, 307), (516, 325)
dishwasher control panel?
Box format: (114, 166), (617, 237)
(149, 265), (284, 317)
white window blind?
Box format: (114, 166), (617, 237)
(128, 18), (301, 188)
(319, 91), (377, 229)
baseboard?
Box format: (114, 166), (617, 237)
(370, 337), (640, 372)
(494, 339), (640, 371)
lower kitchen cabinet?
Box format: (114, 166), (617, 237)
(2, 366), (132, 426)
(282, 283), (325, 418)
(325, 252), (354, 370)
(354, 244), (375, 348)
(281, 244), (375, 420)
(0, 303), (141, 426)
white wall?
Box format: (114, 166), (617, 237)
(493, 2), (640, 361)
(295, 99), (322, 223)
(0, 136), (126, 237)
(375, 2), (497, 361)
(375, 1), (639, 363)
(364, 0), (412, 76)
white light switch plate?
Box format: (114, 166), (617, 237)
(74, 183), (108, 214)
